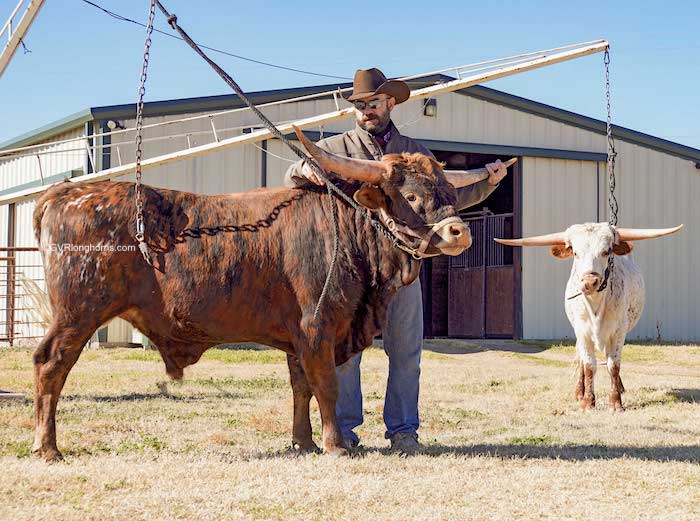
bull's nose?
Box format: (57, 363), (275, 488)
(580, 273), (601, 294)
(448, 224), (464, 238)
(438, 225), (472, 254)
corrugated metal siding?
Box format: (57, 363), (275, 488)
(608, 142), (698, 340)
(0, 127), (85, 192)
(521, 158), (599, 339)
(396, 93), (607, 151)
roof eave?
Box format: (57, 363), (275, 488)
(0, 108), (93, 151)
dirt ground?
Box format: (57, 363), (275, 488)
(0, 339), (698, 520)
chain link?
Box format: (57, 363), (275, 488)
(133, 0), (157, 266)
(598, 47), (617, 294)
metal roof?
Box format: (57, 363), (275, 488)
(2, 74), (699, 162)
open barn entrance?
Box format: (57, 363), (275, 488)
(420, 151), (520, 339)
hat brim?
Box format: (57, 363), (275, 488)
(345, 79), (410, 105)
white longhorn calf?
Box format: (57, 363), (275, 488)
(496, 223), (682, 411)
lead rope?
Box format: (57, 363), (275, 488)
(133, 0), (156, 266)
(597, 46), (618, 294)
(153, 1), (416, 321)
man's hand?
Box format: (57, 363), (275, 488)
(485, 159), (508, 186)
(300, 161), (326, 186)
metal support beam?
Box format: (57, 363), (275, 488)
(0, 0), (46, 79)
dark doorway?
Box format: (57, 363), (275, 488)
(421, 151), (519, 339)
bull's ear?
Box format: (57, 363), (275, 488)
(613, 240), (634, 256)
(353, 185), (386, 210)
(550, 245), (573, 259)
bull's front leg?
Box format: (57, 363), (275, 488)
(606, 332), (626, 412)
(296, 327), (347, 456)
(286, 354), (320, 453)
(575, 335), (596, 410)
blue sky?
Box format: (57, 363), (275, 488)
(1, 0), (698, 148)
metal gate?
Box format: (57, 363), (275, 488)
(0, 247), (46, 346)
(447, 211), (514, 338)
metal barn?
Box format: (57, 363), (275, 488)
(1, 76), (698, 344)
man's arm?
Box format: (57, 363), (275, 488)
(454, 180), (498, 211)
(454, 160), (509, 211)
(284, 136), (341, 188)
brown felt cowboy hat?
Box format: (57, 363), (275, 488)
(345, 68), (410, 104)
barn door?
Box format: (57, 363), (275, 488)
(447, 211), (514, 338)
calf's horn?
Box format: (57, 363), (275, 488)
(292, 125), (386, 184)
(494, 231), (567, 247)
(445, 157), (518, 188)
(616, 224), (683, 241)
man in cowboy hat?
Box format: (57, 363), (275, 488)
(285, 68), (508, 454)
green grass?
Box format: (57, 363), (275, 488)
(511, 353), (571, 367)
(507, 436), (559, 446)
(188, 375), (287, 391)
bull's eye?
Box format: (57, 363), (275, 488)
(405, 193), (418, 203)
(602, 250), (610, 257)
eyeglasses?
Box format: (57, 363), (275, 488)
(351, 98), (388, 111)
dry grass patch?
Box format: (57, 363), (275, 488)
(0, 341), (698, 520)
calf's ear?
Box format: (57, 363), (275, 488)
(613, 240), (634, 256)
(550, 245), (573, 259)
(353, 185), (386, 210)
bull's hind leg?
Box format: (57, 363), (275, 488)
(32, 320), (99, 462)
(286, 354), (319, 453)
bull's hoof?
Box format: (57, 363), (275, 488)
(609, 396), (625, 412)
(580, 396), (596, 411)
(292, 439), (320, 454)
(324, 445), (349, 457)
(35, 447), (64, 463)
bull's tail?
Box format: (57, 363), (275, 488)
(32, 179), (72, 246)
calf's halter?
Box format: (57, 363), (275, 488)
(378, 208), (466, 260)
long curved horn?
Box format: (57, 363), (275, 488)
(445, 158), (518, 188)
(616, 224), (683, 241)
(494, 230), (567, 247)
(292, 125), (386, 184)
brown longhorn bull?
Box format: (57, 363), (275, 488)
(31, 128), (483, 461)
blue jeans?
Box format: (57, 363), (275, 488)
(335, 278), (423, 442)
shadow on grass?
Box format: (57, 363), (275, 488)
(420, 338), (555, 355)
(669, 388), (700, 403)
(62, 387), (247, 403)
(251, 442), (700, 463)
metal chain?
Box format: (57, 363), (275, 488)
(133, 0), (157, 266)
(598, 47), (617, 294)
(605, 47), (618, 227)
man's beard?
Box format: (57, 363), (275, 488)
(358, 111), (391, 135)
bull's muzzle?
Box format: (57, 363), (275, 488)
(580, 271), (602, 295)
(434, 220), (472, 255)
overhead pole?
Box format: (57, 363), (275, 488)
(0, 0), (46, 79)
(0, 39), (609, 206)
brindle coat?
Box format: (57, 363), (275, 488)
(31, 152), (467, 461)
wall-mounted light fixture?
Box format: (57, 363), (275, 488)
(106, 119), (125, 131)
(423, 98), (437, 117)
